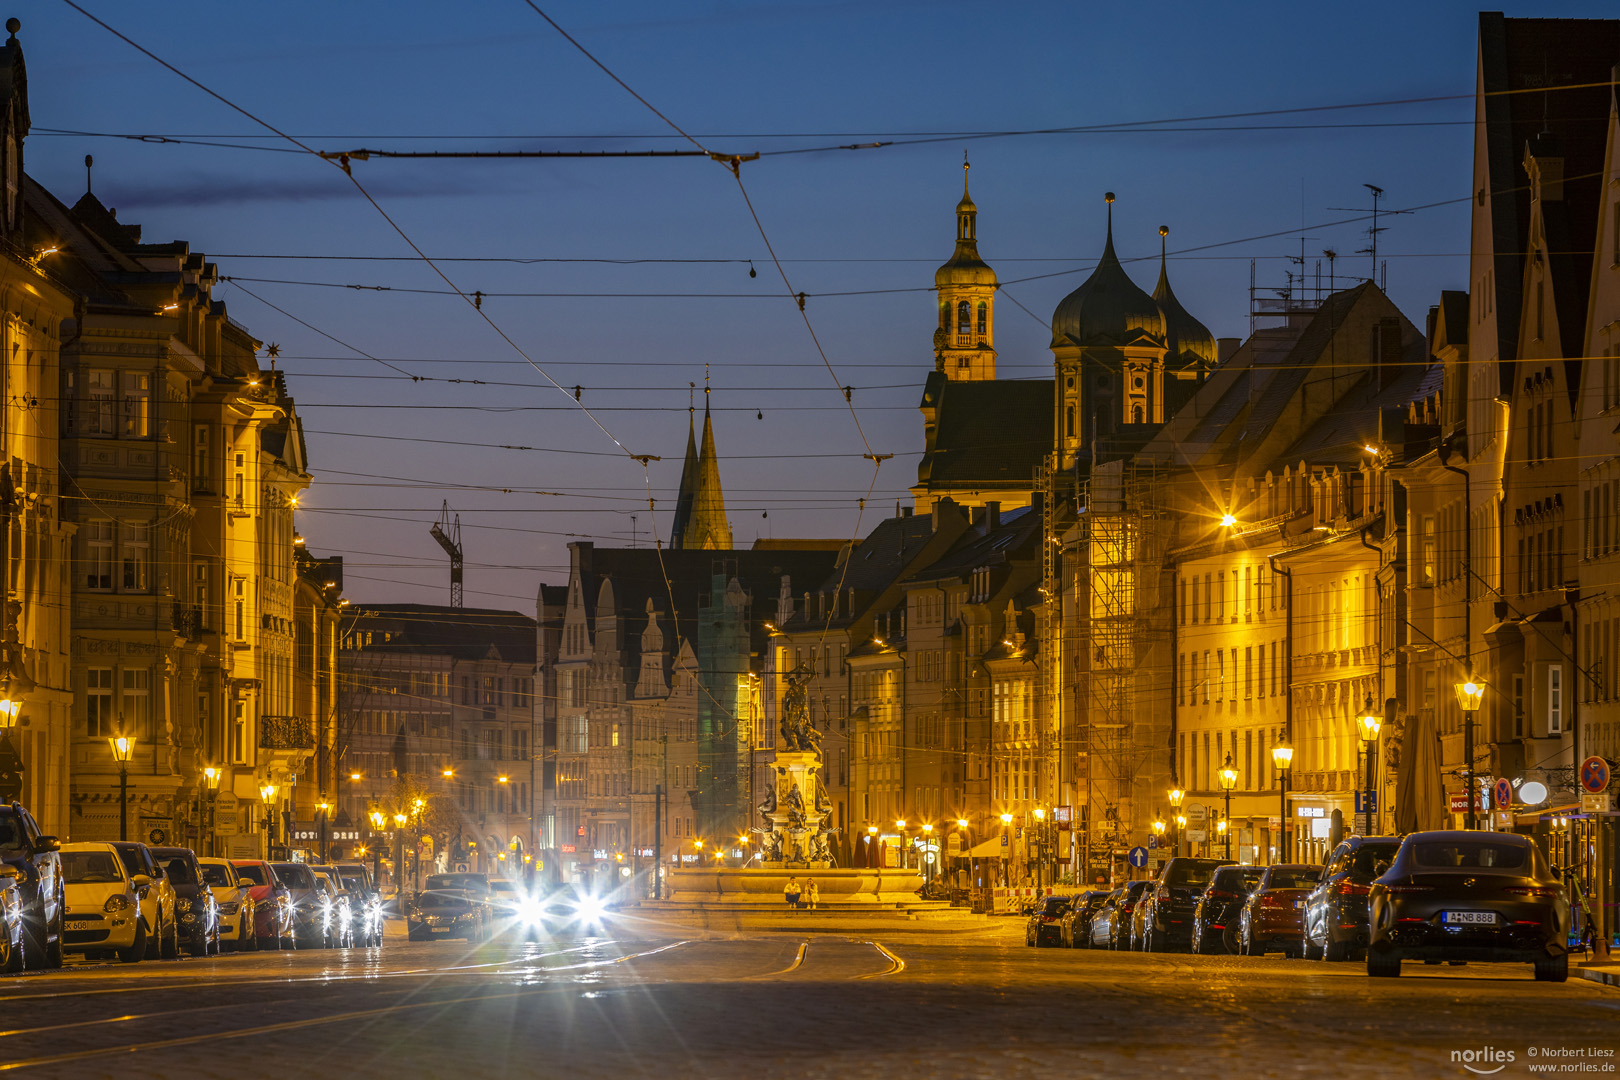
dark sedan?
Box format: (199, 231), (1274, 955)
(1092, 881), (1151, 949)
(1024, 895), (1072, 947)
(147, 847), (219, 957)
(1142, 857), (1233, 953)
(1237, 864), (1321, 957)
(1061, 891), (1109, 948)
(1366, 831), (1569, 981)
(407, 889), (491, 942)
(1303, 836), (1401, 961)
(1192, 864), (1264, 954)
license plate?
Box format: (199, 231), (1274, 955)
(66, 920), (95, 930)
(1295, 900), (1305, 909)
(1442, 911), (1497, 925)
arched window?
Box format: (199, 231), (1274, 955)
(1132, 405), (1144, 425)
(957, 300), (971, 332)
(1065, 406), (1075, 439)
(976, 301), (987, 334)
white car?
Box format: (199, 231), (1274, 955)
(199, 858), (258, 952)
(60, 842), (148, 963)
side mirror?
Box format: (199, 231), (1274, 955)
(131, 874), (152, 890)
(33, 835), (60, 854)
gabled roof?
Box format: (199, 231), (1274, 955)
(343, 605), (538, 665)
(904, 506), (1040, 585)
(916, 378), (1052, 490)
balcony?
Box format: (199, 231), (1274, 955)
(259, 715), (314, 751)
(172, 604), (202, 639)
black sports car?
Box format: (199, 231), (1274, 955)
(1366, 831), (1569, 981)
(407, 889), (491, 942)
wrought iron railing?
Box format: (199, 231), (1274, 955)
(259, 715), (314, 750)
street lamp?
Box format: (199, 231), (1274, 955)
(1168, 788), (1185, 857)
(318, 799), (332, 863)
(1455, 679), (1486, 830)
(1358, 699), (1382, 836)
(921, 822), (934, 884)
(394, 811), (408, 895)
(203, 767), (222, 857)
(260, 783), (279, 859)
(1271, 742), (1293, 863)
(108, 731), (138, 842)
(895, 820), (907, 871)
(368, 809), (385, 885)
(1218, 755), (1238, 859)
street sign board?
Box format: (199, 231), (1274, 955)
(215, 820), (240, 837)
(1448, 790), (1487, 813)
(1188, 830), (1208, 842)
(1580, 756), (1611, 795)
(1146, 835), (1158, 850)
(1127, 846), (1148, 869)
(1582, 791), (1613, 814)
(1354, 792), (1378, 813)
(1494, 777), (1514, 809)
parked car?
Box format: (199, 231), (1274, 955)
(0, 863), (25, 972)
(59, 842), (147, 963)
(1238, 864), (1322, 957)
(273, 861), (330, 948)
(1087, 887), (1126, 948)
(1115, 881), (1153, 950)
(1061, 891), (1109, 948)
(1366, 830), (1569, 981)
(1303, 836), (1401, 961)
(335, 863), (383, 947)
(423, 872), (493, 900)
(310, 866), (356, 949)
(231, 860), (294, 950)
(111, 841), (178, 960)
(199, 858), (257, 952)
(148, 847), (219, 957)
(1142, 857), (1234, 953)
(1024, 895), (1072, 947)
(407, 888), (490, 942)
(0, 801), (63, 969)
(1191, 864), (1265, 954)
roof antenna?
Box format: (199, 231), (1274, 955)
(84, 154), (93, 196)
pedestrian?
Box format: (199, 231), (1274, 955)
(784, 876), (802, 909)
(806, 879), (820, 910)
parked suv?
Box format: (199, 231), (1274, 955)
(1303, 836), (1401, 961)
(273, 861), (329, 948)
(148, 847), (219, 956)
(1142, 857), (1234, 952)
(111, 841), (178, 960)
(0, 802), (63, 969)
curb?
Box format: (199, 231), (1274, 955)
(1579, 966), (1620, 989)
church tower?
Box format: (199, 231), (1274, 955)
(670, 383), (732, 550)
(1152, 225), (1217, 418)
(933, 161), (998, 380)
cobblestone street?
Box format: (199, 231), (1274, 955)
(1, 921), (1614, 1078)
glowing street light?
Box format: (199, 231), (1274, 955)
(109, 732), (138, 842)
(1272, 741), (1294, 863)
(1218, 755), (1238, 859)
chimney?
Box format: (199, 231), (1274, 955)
(985, 501), (1001, 529)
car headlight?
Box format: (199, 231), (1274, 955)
(572, 895), (607, 925)
(104, 894), (131, 914)
(516, 898), (546, 926)
(219, 901), (239, 915)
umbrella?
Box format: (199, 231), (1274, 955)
(1393, 707), (1446, 833)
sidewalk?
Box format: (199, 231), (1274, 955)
(1577, 960), (1620, 989)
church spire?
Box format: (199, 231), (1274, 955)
(680, 372), (732, 550)
(670, 382), (700, 548)
(933, 156), (998, 381)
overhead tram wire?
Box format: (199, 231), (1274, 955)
(58, 0), (654, 474)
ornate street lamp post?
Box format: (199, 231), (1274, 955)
(317, 799), (331, 863)
(109, 729), (138, 842)
(1168, 788), (1185, 857)
(1455, 679), (1485, 830)
(1358, 699), (1382, 836)
(895, 819), (907, 872)
(394, 811), (408, 896)
(1000, 813), (1012, 888)
(369, 809), (385, 889)
(203, 766), (222, 857)
(1218, 755), (1238, 860)
(1271, 742), (1293, 863)
(260, 783), (278, 859)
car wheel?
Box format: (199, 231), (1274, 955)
(144, 915), (161, 960)
(4, 925), (22, 973)
(1324, 939), (1350, 962)
(1533, 953), (1568, 983)
(1304, 939), (1324, 961)
(1367, 949), (1401, 978)
(1142, 925), (1155, 953)
(117, 919), (147, 964)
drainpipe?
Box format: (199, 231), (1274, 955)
(1268, 554), (1294, 860)
(1438, 454), (1475, 829)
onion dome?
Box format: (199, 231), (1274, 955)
(1051, 193), (1165, 349)
(935, 162), (997, 288)
(1153, 226), (1217, 368)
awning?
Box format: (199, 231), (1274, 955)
(966, 837), (1005, 858)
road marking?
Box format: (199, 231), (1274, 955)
(745, 940), (808, 979)
(857, 940), (904, 979)
(0, 941), (693, 1071)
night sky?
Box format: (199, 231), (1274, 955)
(20, 1), (1611, 610)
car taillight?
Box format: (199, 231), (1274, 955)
(1385, 885), (1434, 893)
(1503, 887), (1559, 900)
(1258, 893), (1284, 908)
(1335, 881), (1370, 897)
(1205, 889), (1233, 900)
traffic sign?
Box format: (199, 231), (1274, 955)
(1580, 756), (1611, 795)
(1493, 777), (1513, 809)
(1146, 835), (1158, 850)
(1127, 846), (1149, 869)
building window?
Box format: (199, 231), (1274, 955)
(233, 577), (246, 640)
(1548, 665), (1563, 734)
(232, 700), (247, 764)
(84, 520), (113, 591)
(976, 300), (987, 334)
(193, 425), (212, 492)
(87, 668), (113, 737)
(120, 524), (149, 592)
(121, 667), (150, 740)
(86, 369), (115, 436)
(121, 371), (151, 438)
(233, 453), (246, 507)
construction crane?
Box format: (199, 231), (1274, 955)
(429, 501), (463, 608)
